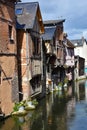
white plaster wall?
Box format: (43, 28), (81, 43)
(74, 41), (87, 67)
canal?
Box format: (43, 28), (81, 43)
(0, 79), (87, 130)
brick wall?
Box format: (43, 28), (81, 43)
(0, 1), (16, 53)
(0, 1), (19, 115)
(17, 30), (31, 100)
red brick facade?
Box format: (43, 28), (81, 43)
(0, 1), (19, 115)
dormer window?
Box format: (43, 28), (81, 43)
(15, 8), (23, 15)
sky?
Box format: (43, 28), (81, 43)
(21, 0), (87, 40)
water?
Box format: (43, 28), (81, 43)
(0, 80), (87, 130)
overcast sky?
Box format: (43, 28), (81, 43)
(21, 0), (87, 40)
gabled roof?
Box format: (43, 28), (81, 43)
(15, 2), (44, 33)
(42, 19), (65, 41)
(42, 26), (56, 40)
(44, 19), (65, 27)
(71, 39), (83, 46)
(71, 38), (87, 47)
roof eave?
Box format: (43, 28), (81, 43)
(44, 19), (65, 26)
(36, 4), (45, 34)
(67, 39), (75, 48)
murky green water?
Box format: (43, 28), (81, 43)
(1, 80), (87, 130)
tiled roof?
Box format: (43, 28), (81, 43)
(44, 19), (65, 27)
(71, 39), (83, 46)
(71, 38), (87, 47)
(42, 26), (56, 40)
(15, 2), (39, 30)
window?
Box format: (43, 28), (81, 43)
(68, 49), (74, 57)
(9, 25), (13, 41)
(15, 8), (23, 15)
(32, 36), (40, 55)
(47, 66), (50, 73)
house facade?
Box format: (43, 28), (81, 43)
(71, 37), (87, 75)
(0, 0), (20, 115)
(16, 2), (45, 100)
(42, 19), (65, 91)
(63, 33), (75, 81)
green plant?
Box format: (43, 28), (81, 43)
(32, 99), (38, 106)
(64, 77), (68, 83)
(13, 101), (24, 112)
(58, 82), (63, 86)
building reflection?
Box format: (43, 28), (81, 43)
(75, 80), (86, 101)
(85, 80), (87, 101)
(66, 97), (75, 119)
(1, 80), (87, 130)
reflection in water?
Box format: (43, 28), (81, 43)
(85, 81), (87, 101)
(1, 80), (87, 130)
(75, 80), (86, 101)
(66, 98), (75, 119)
